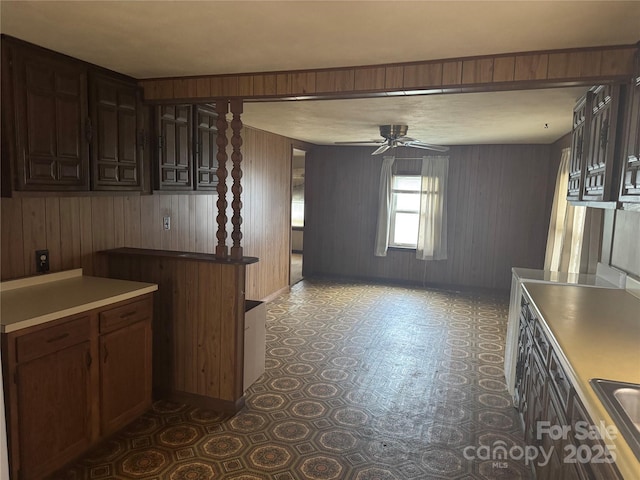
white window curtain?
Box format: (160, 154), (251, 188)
(374, 156), (395, 256)
(544, 147), (602, 273)
(416, 155), (449, 261)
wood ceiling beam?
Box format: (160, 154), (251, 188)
(139, 44), (638, 103)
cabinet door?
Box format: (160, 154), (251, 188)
(90, 73), (142, 190)
(156, 105), (193, 190)
(569, 393), (622, 480)
(568, 93), (590, 201)
(11, 42), (89, 191)
(195, 105), (219, 190)
(16, 341), (92, 479)
(620, 54), (640, 201)
(100, 318), (152, 436)
(582, 85), (622, 201)
(524, 351), (547, 447)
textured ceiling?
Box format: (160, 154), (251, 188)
(1, 1), (637, 145)
(242, 87), (588, 145)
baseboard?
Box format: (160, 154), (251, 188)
(302, 272), (509, 296)
(154, 389), (245, 413)
(260, 285), (290, 303)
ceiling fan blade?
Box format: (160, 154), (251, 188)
(334, 139), (383, 145)
(404, 141), (450, 152)
(371, 144), (392, 155)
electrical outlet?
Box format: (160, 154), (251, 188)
(163, 216), (171, 230)
(36, 249), (50, 273)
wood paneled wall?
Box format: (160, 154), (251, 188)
(0, 126), (295, 301)
(304, 145), (556, 291)
(140, 45), (637, 102)
(611, 210), (640, 277)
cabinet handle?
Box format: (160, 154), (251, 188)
(86, 351), (92, 369)
(103, 346), (109, 363)
(119, 310), (137, 319)
(46, 332), (69, 343)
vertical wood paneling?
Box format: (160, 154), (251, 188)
(442, 61), (463, 85)
(1, 198), (24, 279)
(1, 126), (295, 302)
(403, 63), (443, 89)
(79, 197), (94, 275)
(21, 198), (46, 276)
(354, 67), (386, 91)
(493, 57), (515, 82)
(44, 198), (61, 272)
(252, 74), (277, 96)
(59, 198), (82, 271)
(600, 47), (635, 76)
(384, 66), (404, 89)
(547, 51), (602, 79)
(196, 77), (211, 98)
(173, 78), (197, 99)
(139, 45), (636, 101)
(112, 196), (125, 248)
(316, 69), (355, 93)
(515, 54), (549, 81)
(305, 144), (555, 290)
(107, 253), (245, 407)
(462, 58), (494, 84)
(276, 73), (289, 96)
(237, 75), (253, 97)
(611, 210), (640, 277)
(122, 196), (141, 247)
(289, 72), (316, 95)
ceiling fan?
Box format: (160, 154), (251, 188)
(335, 125), (449, 155)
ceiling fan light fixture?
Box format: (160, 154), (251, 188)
(379, 124), (408, 139)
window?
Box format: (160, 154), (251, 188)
(389, 175), (421, 248)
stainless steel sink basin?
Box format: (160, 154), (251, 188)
(591, 379), (640, 460)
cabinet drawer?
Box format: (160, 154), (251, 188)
(549, 349), (571, 412)
(16, 316), (90, 364)
(532, 319), (551, 366)
(99, 297), (151, 334)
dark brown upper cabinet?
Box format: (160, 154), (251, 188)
(1, 36), (148, 196)
(156, 105), (193, 190)
(619, 51), (640, 202)
(567, 84), (625, 203)
(89, 73), (145, 191)
(155, 104), (218, 192)
(194, 105), (219, 191)
(3, 39), (90, 193)
(567, 93), (589, 202)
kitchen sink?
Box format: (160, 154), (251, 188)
(590, 379), (640, 461)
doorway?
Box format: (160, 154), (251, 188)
(290, 148), (306, 285)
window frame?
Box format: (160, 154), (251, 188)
(389, 175), (421, 249)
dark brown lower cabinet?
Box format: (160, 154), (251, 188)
(16, 337), (93, 480)
(515, 295), (622, 480)
(99, 298), (153, 436)
(2, 295), (153, 480)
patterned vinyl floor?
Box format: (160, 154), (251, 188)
(51, 278), (530, 480)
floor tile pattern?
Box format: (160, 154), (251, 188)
(50, 278), (529, 479)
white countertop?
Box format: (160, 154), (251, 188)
(0, 269), (158, 333)
(522, 282), (640, 480)
(512, 266), (622, 288)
